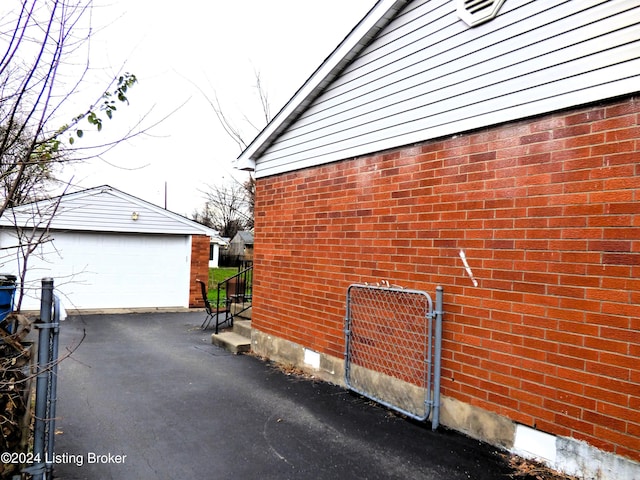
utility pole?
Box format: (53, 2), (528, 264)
(164, 181), (167, 209)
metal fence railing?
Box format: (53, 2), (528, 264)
(345, 284), (443, 428)
(211, 265), (253, 334)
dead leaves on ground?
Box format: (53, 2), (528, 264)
(507, 454), (579, 480)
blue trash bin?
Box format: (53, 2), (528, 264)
(0, 274), (17, 327)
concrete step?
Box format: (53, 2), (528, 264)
(233, 320), (252, 338)
(211, 331), (251, 354)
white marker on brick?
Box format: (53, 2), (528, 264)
(459, 249), (479, 287)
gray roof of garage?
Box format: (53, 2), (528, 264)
(0, 185), (225, 242)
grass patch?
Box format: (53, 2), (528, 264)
(209, 267), (254, 305)
(207, 268), (236, 304)
(210, 267), (237, 285)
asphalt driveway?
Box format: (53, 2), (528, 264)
(52, 312), (522, 480)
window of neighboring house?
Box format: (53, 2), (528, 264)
(209, 243), (214, 261)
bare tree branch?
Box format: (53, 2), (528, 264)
(189, 69), (270, 233)
(0, 1), (154, 219)
(0, 1), (167, 315)
(254, 70), (271, 126)
(4, 181), (70, 310)
(194, 180), (253, 238)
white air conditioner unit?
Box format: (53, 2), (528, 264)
(456, 0), (506, 27)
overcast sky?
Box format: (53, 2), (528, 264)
(60, 0), (377, 217)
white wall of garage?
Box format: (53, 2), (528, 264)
(1, 230), (192, 311)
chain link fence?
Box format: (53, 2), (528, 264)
(345, 284), (443, 427)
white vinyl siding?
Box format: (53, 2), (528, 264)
(254, 0), (640, 178)
(44, 193), (193, 234)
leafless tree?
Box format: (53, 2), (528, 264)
(194, 180), (252, 238)
(205, 70), (271, 152)
(193, 70), (269, 231)
(0, 187), (65, 309)
(243, 175), (255, 231)
(0, 0), (141, 309)
(0, 0), (140, 217)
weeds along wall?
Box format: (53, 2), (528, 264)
(252, 96), (640, 462)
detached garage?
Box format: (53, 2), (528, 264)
(0, 185), (225, 312)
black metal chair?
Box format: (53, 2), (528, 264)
(197, 279), (233, 332)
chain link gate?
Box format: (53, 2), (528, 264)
(344, 284), (443, 429)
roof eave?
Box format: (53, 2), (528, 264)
(234, 0), (409, 171)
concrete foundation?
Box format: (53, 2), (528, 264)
(440, 395), (516, 449)
(347, 363), (429, 419)
(513, 424), (640, 480)
(251, 328), (640, 480)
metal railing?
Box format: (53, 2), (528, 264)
(212, 265), (253, 334)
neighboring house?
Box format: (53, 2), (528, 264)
(228, 231), (254, 262)
(210, 237), (228, 268)
(0, 185), (224, 311)
(236, 1), (640, 478)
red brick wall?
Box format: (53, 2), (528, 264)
(189, 235), (210, 308)
(253, 96), (640, 461)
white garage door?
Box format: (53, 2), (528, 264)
(17, 232), (191, 310)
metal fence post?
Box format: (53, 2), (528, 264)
(432, 285), (444, 431)
(31, 278), (54, 479)
(45, 295), (62, 478)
